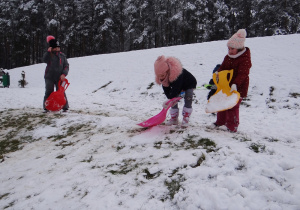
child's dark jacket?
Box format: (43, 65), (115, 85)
(43, 51), (69, 81)
(163, 69), (197, 99)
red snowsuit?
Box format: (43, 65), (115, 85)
(215, 47), (252, 132)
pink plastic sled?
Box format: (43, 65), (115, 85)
(45, 79), (70, 111)
(137, 97), (181, 127)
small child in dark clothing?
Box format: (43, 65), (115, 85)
(207, 64), (220, 100)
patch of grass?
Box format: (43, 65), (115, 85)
(56, 154), (65, 159)
(49, 123), (90, 142)
(163, 153), (171, 158)
(233, 136), (252, 142)
(169, 167), (180, 177)
(180, 135), (216, 152)
(0, 139), (22, 156)
(249, 143), (266, 153)
(81, 156), (93, 163)
(81, 190), (89, 199)
(147, 82), (154, 90)
(264, 137), (279, 142)
(235, 163), (246, 171)
(0, 111), (58, 157)
(128, 128), (148, 134)
(208, 174), (216, 180)
(108, 158), (138, 175)
(169, 130), (176, 134)
(269, 86), (275, 96)
(164, 175), (185, 199)
(92, 81), (112, 93)
(21, 135), (37, 143)
(176, 130), (184, 134)
(241, 101), (251, 107)
(154, 141), (162, 149)
(289, 92), (300, 98)
(266, 86), (277, 108)
(65, 124), (87, 136)
(143, 168), (162, 179)
(48, 134), (66, 141)
(4, 201), (15, 208)
(191, 153), (206, 168)
(241, 97), (251, 107)
(0, 193), (10, 200)
(55, 141), (75, 148)
(116, 144), (125, 151)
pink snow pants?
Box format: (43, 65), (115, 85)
(215, 98), (243, 132)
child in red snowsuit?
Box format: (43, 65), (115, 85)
(214, 29), (252, 132)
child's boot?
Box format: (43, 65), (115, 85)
(181, 107), (193, 127)
(166, 108), (179, 125)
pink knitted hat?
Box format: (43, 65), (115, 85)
(227, 29), (247, 49)
(154, 55), (183, 84)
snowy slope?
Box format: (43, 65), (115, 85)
(0, 34), (300, 210)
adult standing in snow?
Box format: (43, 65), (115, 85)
(154, 56), (197, 127)
(43, 35), (69, 113)
(212, 29), (252, 132)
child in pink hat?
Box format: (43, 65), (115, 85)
(211, 29), (252, 132)
(43, 35), (69, 113)
(154, 56), (197, 127)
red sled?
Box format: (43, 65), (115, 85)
(137, 97), (181, 128)
(45, 79), (70, 111)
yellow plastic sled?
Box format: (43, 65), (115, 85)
(205, 69), (240, 113)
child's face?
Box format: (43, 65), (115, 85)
(52, 47), (60, 52)
(228, 47), (238, 55)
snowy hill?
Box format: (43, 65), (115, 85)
(0, 35), (300, 210)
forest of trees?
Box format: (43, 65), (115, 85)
(0, 0), (299, 69)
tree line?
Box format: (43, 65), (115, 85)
(0, 0), (299, 69)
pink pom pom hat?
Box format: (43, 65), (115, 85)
(154, 55), (183, 85)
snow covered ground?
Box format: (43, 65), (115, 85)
(0, 34), (300, 210)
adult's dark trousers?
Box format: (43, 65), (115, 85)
(43, 79), (69, 110)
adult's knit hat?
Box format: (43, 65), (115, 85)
(227, 29), (247, 49)
(47, 35), (60, 48)
(154, 55), (183, 84)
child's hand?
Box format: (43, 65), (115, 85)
(163, 99), (178, 109)
(60, 74), (66, 81)
(231, 84), (237, 92)
(48, 47), (52, 52)
(162, 100), (169, 109)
